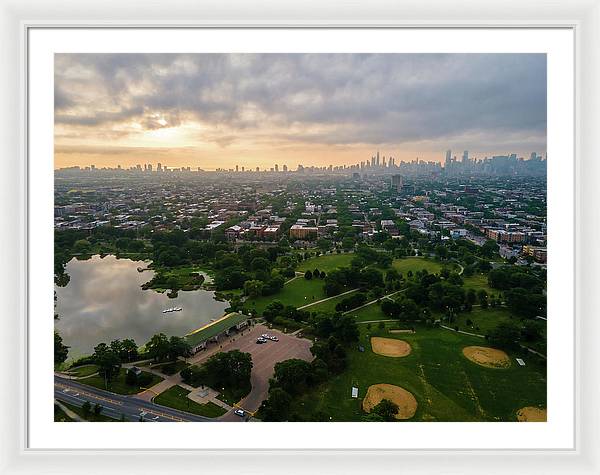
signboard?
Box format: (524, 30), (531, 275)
(351, 387), (359, 398)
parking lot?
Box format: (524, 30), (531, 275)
(189, 323), (313, 417)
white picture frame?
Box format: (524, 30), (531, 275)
(1, 0), (599, 473)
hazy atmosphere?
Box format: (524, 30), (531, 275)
(54, 53), (547, 170)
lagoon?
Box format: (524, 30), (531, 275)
(54, 255), (228, 357)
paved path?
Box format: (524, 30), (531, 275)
(343, 288), (406, 315)
(297, 288), (358, 310)
(54, 399), (84, 422)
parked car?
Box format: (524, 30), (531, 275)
(234, 409), (245, 417)
(256, 337), (267, 344)
(270, 336), (279, 341)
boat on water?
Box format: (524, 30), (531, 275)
(162, 307), (183, 314)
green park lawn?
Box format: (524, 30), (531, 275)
(391, 257), (444, 275)
(297, 253), (354, 273)
(293, 323), (546, 422)
(245, 276), (327, 315)
(347, 302), (391, 322)
(154, 385), (227, 418)
(67, 364), (99, 378)
(300, 289), (361, 314)
(453, 307), (515, 335)
(462, 273), (495, 295)
(54, 404), (75, 422)
(78, 368), (163, 395)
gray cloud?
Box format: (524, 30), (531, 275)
(54, 53), (546, 152)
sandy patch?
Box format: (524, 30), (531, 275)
(462, 346), (511, 368)
(371, 337), (412, 357)
(517, 407), (547, 422)
(362, 383), (417, 420)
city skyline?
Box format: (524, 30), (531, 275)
(55, 53), (547, 170)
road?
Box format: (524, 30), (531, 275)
(54, 376), (212, 422)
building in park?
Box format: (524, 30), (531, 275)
(185, 312), (251, 353)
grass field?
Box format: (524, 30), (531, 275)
(154, 385), (227, 418)
(347, 302), (390, 322)
(463, 273), (495, 295)
(54, 404), (75, 422)
(299, 289), (360, 314)
(244, 276), (327, 314)
(293, 323), (546, 422)
(297, 253), (354, 273)
(391, 257), (444, 275)
(67, 364), (99, 378)
(77, 368), (163, 395)
(453, 307), (514, 335)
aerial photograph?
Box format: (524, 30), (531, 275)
(53, 53), (547, 423)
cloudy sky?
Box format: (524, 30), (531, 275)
(54, 53), (546, 170)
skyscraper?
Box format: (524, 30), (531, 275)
(392, 174), (403, 192)
(462, 151), (469, 162)
(157, 163), (162, 171)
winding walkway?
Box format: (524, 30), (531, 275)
(297, 288), (359, 310)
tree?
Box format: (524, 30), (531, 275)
(81, 401), (91, 419)
(487, 321), (521, 350)
(304, 270), (313, 280)
(93, 403), (103, 417)
(54, 331), (69, 365)
(477, 289), (489, 309)
(521, 320), (543, 342)
(146, 333), (170, 361)
(167, 336), (192, 361)
(93, 343), (121, 383)
(272, 359), (313, 395)
(243, 279), (265, 298)
(121, 338), (138, 362)
(260, 387), (292, 421)
(372, 399), (399, 421)
(481, 240), (500, 258)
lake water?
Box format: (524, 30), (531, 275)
(54, 255), (229, 358)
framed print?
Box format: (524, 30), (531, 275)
(0, 0), (599, 474)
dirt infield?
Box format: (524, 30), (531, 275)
(371, 337), (412, 357)
(462, 346), (511, 368)
(362, 383), (417, 420)
(517, 407), (547, 422)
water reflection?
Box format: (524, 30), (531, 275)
(54, 255), (228, 357)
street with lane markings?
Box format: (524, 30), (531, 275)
(54, 376), (212, 422)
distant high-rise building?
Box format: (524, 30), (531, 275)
(157, 163), (162, 171)
(371, 156), (375, 167)
(283, 164), (288, 172)
(376, 151), (380, 167)
(392, 174), (403, 192)
(256, 166), (260, 172)
(275, 164), (279, 172)
(236, 165), (239, 172)
(241, 166), (245, 172)
(148, 164), (152, 171)
(462, 151), (469, 162)
(445, 149), (452, 166)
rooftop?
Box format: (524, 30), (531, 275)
(185, 312), (249, 347)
